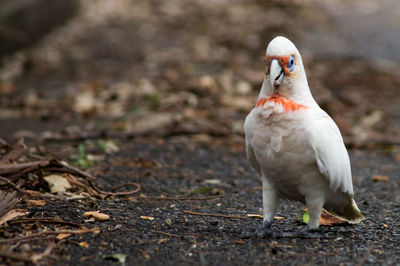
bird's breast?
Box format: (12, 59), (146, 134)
(244, 99), (320, 201)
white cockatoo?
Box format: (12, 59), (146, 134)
(244, 36), (364, 237)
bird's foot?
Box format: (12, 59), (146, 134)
(243, 221), (272, 238)
(281, 226), (328, 239)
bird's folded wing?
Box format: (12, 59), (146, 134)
(245, 136), (261, 175)
(307, 114), (354, 195)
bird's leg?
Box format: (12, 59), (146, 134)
(282, 194), (326, 238)
(251, 177), (279, 238)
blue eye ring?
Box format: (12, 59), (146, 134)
(287, 55), (295, 72)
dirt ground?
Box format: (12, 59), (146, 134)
(0, 0), (399, 265)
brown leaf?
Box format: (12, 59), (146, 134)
(83, 211), (110, 221)
(56, 233), (72, 240)
(372, 175), (389, 182)
(140, 216), (154, 220)
(245, 214), (285, 221)
(79, 242), (89, 248)
(25, 199), (47, 206)
(319, 211), (346, 226)
(0, 209), (26, 226)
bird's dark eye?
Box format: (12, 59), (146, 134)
(287, 56), (295, 72)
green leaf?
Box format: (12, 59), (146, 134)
(78, 143), (86, 157)
(145, 93), (160, 109)
(302, 211), (309, 224)
(191, 187), (213, 194)
(104, 254), (127, 264)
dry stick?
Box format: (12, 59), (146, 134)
(7, 162), (49, 180)
(137, 194), (224, 201)
(63, 174), (99, 197)
(150, 230), (184, 238)
(183, 210), (245, 219)
(0, 176), (58, 199)
(0, 227), (100, 244)
(111, 182), (141, 193)
(89, 180), (141, 196)
(55, 160), (96, 181)
(356, 246), (374, 266)
(8, 218), (81, 228)
(0, 176), (25, 193)
(31, 240), (56, 263)
(0, 161), (48, 175)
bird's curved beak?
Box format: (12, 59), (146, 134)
(269, 59), (284, 89)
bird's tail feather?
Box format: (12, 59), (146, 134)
(324, 195), (365, 223)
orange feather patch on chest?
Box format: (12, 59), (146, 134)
(256, 94), (307, 112)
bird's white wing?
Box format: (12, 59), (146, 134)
(245, 135), (261, 175)
(307, 112), (353, 195)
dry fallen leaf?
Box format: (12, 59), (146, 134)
(158, 238), (168, 244)
(246, 214), (285, 221)
(235, 239), (245, 245)
(0, 209), (26, 226)
(25, 199), (47, 206)
(372, 175), (389, 182)
(246, 214), (263, 219)
(83, 211), (110, 221)
(140, 216), (154, 220)
(44, 174), (72, 193)
(79, 242), (89, 248)
(56, 233), (72, 240)
(320, 212), (346, 226)
(202, 179), (222, 185)
(302, 209), (346, 226)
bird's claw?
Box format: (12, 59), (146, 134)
(243, 221), (272, 239)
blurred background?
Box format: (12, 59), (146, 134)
(0, 0), (399, 146)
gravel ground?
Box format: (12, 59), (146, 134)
(14, 136), (399, 265)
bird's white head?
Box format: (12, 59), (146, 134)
(261, 36), (310, 100)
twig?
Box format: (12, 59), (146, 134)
(54, 160), (95, 181)
(8, 218), (81, 228)
(63, 174), (99, 197)
(136, 194), (224, 201)
(150, 230), (184, 238)
(0, 161), (48, 175)
(7, 163), (48, 180)
(31, 240), (56, 263)
(89, 180), (141, 196)
(0, 249), (33, 263)
(183, 210), (245, 219)
(0, 227), (100, 244)
(0, 176), (25, 193)
(356, 246), (374, 266)
(0, 176), (59, 199)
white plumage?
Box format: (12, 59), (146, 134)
(244, 36), (364, 233)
